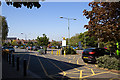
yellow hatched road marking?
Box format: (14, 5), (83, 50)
(91, 69), (95, 75)
(82, 71), (110, 78)
(43, 55), (67, 76)
(80, 70), (83, 78)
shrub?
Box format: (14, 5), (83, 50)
(96, 55), (120, 70)
(51, 47), (56, 49)
(64, 47), (77, 55)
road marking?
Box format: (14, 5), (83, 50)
(37, 57), (48, 76)
(77, 58), (79, 64)
(53, 56), (81, 71)
(27, 55), (31, 70)
(19, 54), (26, 60)
(91, 69), (95, 75)
(43, 55), (67, 77)
(82, 71), (110, 78)
(80, 70), (83, 78)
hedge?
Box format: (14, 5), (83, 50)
(96, 55), (120, 70)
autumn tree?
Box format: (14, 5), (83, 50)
(83, 2), (120, 43)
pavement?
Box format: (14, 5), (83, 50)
(2, 49), (120, 80)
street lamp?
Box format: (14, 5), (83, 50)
(60, 16), (76, 49)
(21, 33), (27, 40)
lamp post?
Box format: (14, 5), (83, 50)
(21, 33), (27, 40)
(60, 16), (76, 49)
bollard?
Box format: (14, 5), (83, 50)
(12, 55), (15, 67)
(51, 50), (53, 55)
(23, 59), (27, 76)
(56, 51), (58, 55)
(64, 50), (66, 57)
(7, 53), (8, 62)
(9, 53), (11, 64)
(16, 57), (19, 71)
(59, 50), (60, 55)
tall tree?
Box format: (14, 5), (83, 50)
(83, 2), (120, 42)
(0, 16), (8, 41)
(36, 34), (49, 47)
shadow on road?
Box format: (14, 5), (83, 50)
(14, 52), (35, 53)
(2, 53), (84, 79)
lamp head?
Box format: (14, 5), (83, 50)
(60, 16), (63, 18)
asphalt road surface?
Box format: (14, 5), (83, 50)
(12, 49), (120, 79)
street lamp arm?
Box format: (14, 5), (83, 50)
(60, 16), (76, 20)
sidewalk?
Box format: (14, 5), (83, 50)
(2, 55), (38, 80)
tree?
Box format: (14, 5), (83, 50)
(70, 34), (80, 47)
(83, 2), (120, 42)
(1, 0), (45, 9)
(0, 16), (9, 41)
(36, 34), (49, 47)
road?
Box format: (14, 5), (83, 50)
(12, 48), (120, 79)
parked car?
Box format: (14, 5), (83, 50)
(33, 46), (40, 51)
(2, 46), (9, 53)
(82, 48), (114, 63)
(8, 46), (15, 53)
(2, 46), (15, 53)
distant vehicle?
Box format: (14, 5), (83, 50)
(8, 46), (15, 53)
(20, 46), (24, 49)
(82, 48), (114, 63)
(14, 46), (18, 48)
(2, 46), (15, 53)
(2, 47), (9, 53)
(33, 46), (40, 51)
(28, 46), (33, 50)
(71, 46), (78, 49)
(37, 49), (45, 54)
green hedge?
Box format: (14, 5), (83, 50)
(64, 47), (77, 55)
(96, 55), (120, 70)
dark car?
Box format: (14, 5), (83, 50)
(8, 46), (15, 53)
(33, 46), (40, 51)
(82, 48), (114, 63)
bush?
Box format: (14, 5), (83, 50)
(96, 55), (120, 70)
(64, 47), (77, 55)
(51, 47), (56, 49)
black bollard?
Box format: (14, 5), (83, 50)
(9, 53), (11, 64)
(23, 60), (27, 76)
(12, 55), (15, 67)
(16, 57), (19, 71)
(7, 53), (8, 62)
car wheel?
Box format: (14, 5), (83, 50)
(83, 59), (88, 63)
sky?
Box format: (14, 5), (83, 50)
(1, 1), (92, 41)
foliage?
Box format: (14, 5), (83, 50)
(11, 40), (18, 46)
(83, 2), (120, 42)
(70, 34), (80, 47)
(0, 16), (8, 41)
(96, 55), (120, 70)
(36, 34), (49, 47)
(5, 0), (44, 9)
(64, 47), (77, 55)
(26, 41), (33, 46)
(51, 41), (60, 46)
